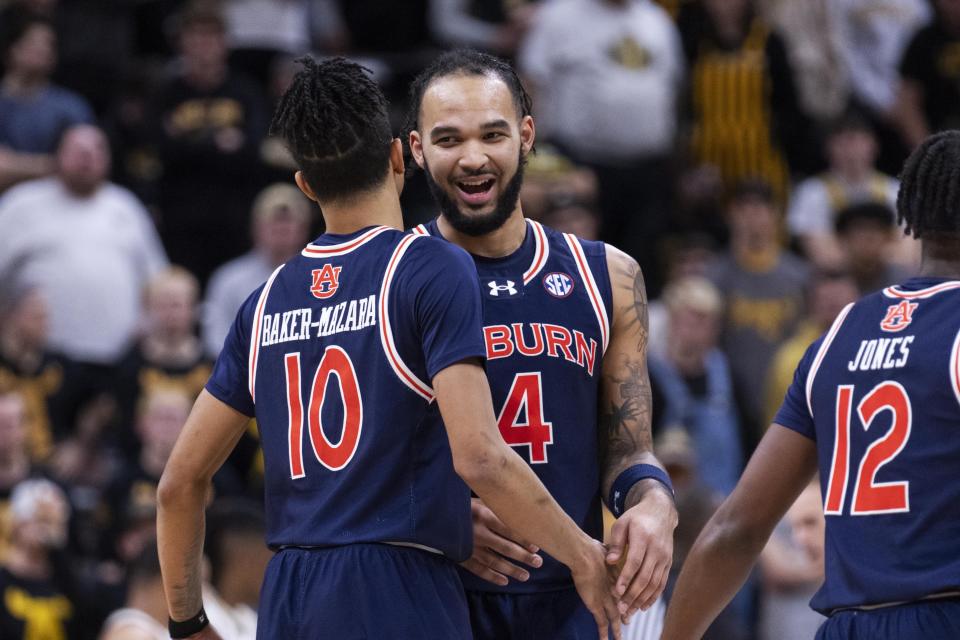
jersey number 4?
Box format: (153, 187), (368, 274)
(825, 381), (911, 516)
(497, 372), (554, 464)
(284, 348), (363, 478)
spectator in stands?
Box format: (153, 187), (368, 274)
(787, 113), (917, 268)
(834, 202), (914, 294)
(430, 0), (539, 57)
(679, 0), (811, 205)
(0, 390), (34, 560)
(896, 0), (960, 148)
(202, 183), (311, 358)
(0, 286), (63, 461)
(151, 0), (268, 284)
(709, 180), (808, 445)
(832, 0), (929, 173)
(0, 478), (78, 639)
(115, 267), (211, 451)
(520, 0), (683, 292)
(223, 0), (310, 91)
(763, 269), (859, 424)
(649, 276), (743, 497)
(0, 10), (93, 192)
(0, 124), (168, 429)
(757, 479), (825, 640)
(99, 542), (167, 640)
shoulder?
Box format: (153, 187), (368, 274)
(44, 85), (93, 116)
(102, 183), (150, 212)
(403, 234), (475, 270)
(603, 242), (636, 275)
(0, 177), (58, 216)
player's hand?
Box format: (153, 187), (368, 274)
(460, 498), (543, 586)
(606, 488), (677, 623)
(570, 537), (622, 640)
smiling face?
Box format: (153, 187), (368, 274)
(409, 72), (534, 236)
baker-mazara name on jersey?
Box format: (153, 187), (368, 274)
(261, 295), (377, 347)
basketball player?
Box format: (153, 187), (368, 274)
(661, 130), (960, 639)
(156, 58), (621, 640)
(406, 50), (677, 639)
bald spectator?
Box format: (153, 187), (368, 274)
(203, 182), (312, 358)
(0, 125), (168, 423)
(0, 10), (93, 192)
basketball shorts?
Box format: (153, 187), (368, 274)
(466, 586), (616, 640)
(257, 543), (472, 640)
(816, 598), (960, 640)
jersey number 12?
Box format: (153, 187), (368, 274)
(824, 381), (911, 516)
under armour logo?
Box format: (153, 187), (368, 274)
(488, 280), (518, 297)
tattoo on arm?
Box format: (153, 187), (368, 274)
(599, 251), (654, 491)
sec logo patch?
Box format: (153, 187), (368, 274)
(543, 272), (574, 298)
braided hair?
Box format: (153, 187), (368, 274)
(270, 56), (393, 201)
(402, 49), (533, 165)
(896, 130), (960, 238)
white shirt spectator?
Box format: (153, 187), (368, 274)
(787, 171), (898, 236)
(0, 177), (167, 363)
(832, 0), (930, 114)
(520, 0), (683, 163)
(202, 251), (273, 358)
(224, 0), (310, 53)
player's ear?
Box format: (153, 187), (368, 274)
(294, 171), (318, 203)
(519, 115), (535, 157)
(409, 130), (426, 169)
(389, 138), (405, 196)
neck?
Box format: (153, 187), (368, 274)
(4, 544), (50, 580)
(0, 331), (41, 372)
(834, 165), (872, 184)
(919, 234), (960, 279)
(2, 72), (46, 97)
(140, 447), (168, 477)
(185, 64), (225, 91)
(436, 208), (527, 258)
(320, 185), (404, 234)
(668, 344), (707, 376)
(127, 582), (169, 625)
(0, 453), (29, 490)
(142, 333), (200, 366)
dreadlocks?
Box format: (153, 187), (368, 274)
(897, 130), (960, 238)
(402, 49), (533, 157)
(270, 56), (393, 201)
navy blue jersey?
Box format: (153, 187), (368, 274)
(775, 277), (960, 613)
(414, 219), (614, 593)
(206, 225), (485, 561)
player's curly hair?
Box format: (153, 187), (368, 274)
(402, 49), (533, 172)
(897, 130), (960, 238)
(270, 56), (393, 201)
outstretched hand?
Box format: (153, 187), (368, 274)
(460, 498), (543, 586)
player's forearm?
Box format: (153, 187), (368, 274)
(661, 510), (766, 639)
(156, 474), (208, 621)
(461, 436), (595, 570)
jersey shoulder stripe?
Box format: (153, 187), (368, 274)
(805, 301), (855, 416)
(248, 264), (285, 402)
(379, 234), (435, 402)
(562, 233), (610, 353)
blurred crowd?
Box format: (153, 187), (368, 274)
(0, 0), (956, 637)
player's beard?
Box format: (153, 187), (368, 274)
(424, 151), (525, 237)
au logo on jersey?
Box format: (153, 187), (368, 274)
(310, 264), (342, 300)
(543, 272), (574, 298)
(880, 300), (918, 332)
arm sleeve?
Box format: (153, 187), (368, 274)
(204, 287), (262, 417)
(772, 337), (822, 440)
(398, 239), (487, 381)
